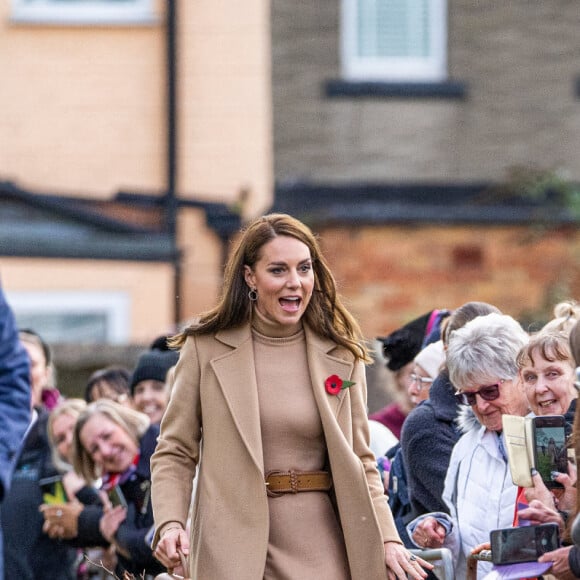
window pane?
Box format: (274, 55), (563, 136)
(357, 0), (431, 59)
(15, 312), (108, 343)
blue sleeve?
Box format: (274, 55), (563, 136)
(0, 285), (31, 502)
(115, 515), (159, 570)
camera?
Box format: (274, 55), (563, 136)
(490, 523), (560, 565)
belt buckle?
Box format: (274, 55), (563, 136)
(265, 469), (289, 498)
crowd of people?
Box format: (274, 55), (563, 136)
(0, 212), (578, 580)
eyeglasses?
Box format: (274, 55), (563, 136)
(455, 379), (505, 406)
(410, 373), (433, 389)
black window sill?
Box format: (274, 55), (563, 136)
(325, 79), (468, 100)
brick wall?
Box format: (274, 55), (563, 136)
(271, 0), (580, 183)
(317, 223), (580, 339)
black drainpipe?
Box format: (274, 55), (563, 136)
(165, 0), (181, 327)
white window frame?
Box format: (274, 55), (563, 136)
(11, 0), (157, 26)
(341, 0), (447, 82)
(6, 290), (130, 344)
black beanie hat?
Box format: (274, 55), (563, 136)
(377, 311), (432, 371)
(130, 338), (179, 394)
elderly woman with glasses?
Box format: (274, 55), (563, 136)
(407, 313), (530, 578)
(513, 330), (579, 577)
(407, 340), (445, 407)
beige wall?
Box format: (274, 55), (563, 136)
(0, 0), (273, 214)
(177, 207), (227, 324)
(0, 0), (273, 342)
(179, 0), (273, 216)
(1, 257), (175, 344)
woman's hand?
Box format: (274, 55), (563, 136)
(153, 525), (190, 572)
(538, 545), (572, 578)
(39, 501), (83, 539)
(99, 505), (127, 543)
(524, 471), (557, 509)
(517, 499), (565, 531)
(551, 460), (577, 513)
(411, 516), (447, 549)
(384, 542), (432, 580)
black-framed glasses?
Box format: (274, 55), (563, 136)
(455, 379), (505, 406)
(410, 373), (433, 390)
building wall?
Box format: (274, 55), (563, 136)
(271, 0), (580, 182)
(316, 223), (580, 338)
(1, 257), (175, 344)
(0, 0), (272, 345)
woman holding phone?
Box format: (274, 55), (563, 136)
(72, 399), (165, 578)
(516, 330), (579, 577)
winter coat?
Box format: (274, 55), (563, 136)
(401, 369), (461, 517)
(151, 323), (400, 580)
(0, 285), (31, 579)
(408, 408), (518, 579)
(115, 425), (164, 577)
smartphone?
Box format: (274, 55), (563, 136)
(490, 523), (560, 565)
(532, 415), (567, 489)
(108, 484), (128, 508)
(39, 475), (67, 505)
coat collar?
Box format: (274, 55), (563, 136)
(210, 322), (355, 475)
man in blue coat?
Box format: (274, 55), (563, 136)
(0, 281), (31, 578)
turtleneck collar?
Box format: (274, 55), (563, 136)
(251, 305), (303, 338)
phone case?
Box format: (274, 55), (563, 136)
(502, 415), (535, 487)
(490, 523), (560, 565)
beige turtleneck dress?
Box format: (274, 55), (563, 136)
(251, 314), (351, 580)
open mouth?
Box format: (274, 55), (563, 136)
(538, 400), (557, 410)
(279, 296), (301, 312)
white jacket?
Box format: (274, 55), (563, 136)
(408, 413), (517, 578)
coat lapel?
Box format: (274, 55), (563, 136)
(210, 325), (264, 474)
(305, 325), (354, 423)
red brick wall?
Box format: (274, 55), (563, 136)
(318, 223), (580, 339)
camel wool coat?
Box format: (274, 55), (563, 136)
(150, 323), (401, 579)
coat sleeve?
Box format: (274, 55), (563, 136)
(350, 358), (401, 543)
(401, 407), (456, 516)
(150, 335), (202, 547)
(0, 285), (31, 502)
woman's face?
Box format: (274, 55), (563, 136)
(22, 341), (50, 408)
(52, 412), (77, 464)
(244, 235), (315, 329)
(79, 413), (139, 474)
(88, 380), (131, 407)
(520, 347), (576, 416)
(459, 377), (529, 432)
(407, 363), (433, 406)
(133, 379), (169, 425)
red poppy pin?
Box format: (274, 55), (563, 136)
(325, 374), (355, 396)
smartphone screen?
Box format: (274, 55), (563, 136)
(39, 475), (68, 505)
(491, 524), (559, 564)
(108, 484), (128, 508)
(532, 415), (567, 489)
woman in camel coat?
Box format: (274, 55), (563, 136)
(151, 213), (430, 580)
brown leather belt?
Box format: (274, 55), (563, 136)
(265, 469), (332, 498)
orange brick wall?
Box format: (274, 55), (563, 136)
(316, 223), (580, 339)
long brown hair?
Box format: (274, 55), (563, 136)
(171, 213), (370, 362)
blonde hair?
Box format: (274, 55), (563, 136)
(72, 399), (150, 482)
(48, 398), (87, 472)
(542, 300), (580, 335)
(517, 330), (575, 371)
